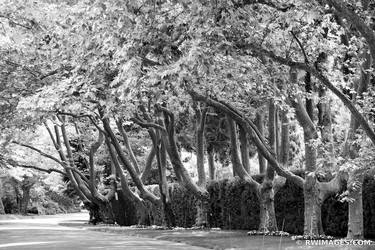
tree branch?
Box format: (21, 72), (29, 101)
(116, 118), (141, 174)
(318, 0), (375, 67)
(131, 116), (167, 133)
(89, 131), (104, 195)
(290, 31), (309, 64)
(232, 0), (295, 12)
(17, 164), (66, 176)
(12, 141), (66, 167)
(245, 44), (375, 146)
(190, 90), (305, 188)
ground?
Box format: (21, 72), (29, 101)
(0, 212), (373, 249)
(0, 212), (206, 250)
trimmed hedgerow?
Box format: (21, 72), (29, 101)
(363, 175), (375, 239)
(207, 177), (260, 230)
(170, 183), (197, 227)
(275, 177), (304, 234)
(110, 189), (138, 226)
(116, 174), (375, 238)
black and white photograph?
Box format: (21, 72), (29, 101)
(0, 0), (374, 249)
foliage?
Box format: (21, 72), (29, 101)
(118, 174), (375, 238)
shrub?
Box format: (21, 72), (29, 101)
(111, 189), (138, 226)
(117, 174), (375, 238)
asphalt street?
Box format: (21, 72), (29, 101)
(0, 212), (208, 250)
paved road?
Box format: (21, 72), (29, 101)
(0, 212), (209, 250)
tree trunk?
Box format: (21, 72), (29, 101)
(141, 147), (156, 183)
(105, 138), (148, 225)
(239, 125), (251, 173)
(259, 100), (278, 232)
(0, 197), (5, 214)
(255, 112), (266, 174)
(259, 178), (278, 232)
(156, 134), (176, 227)
(317, 87), (335, 168)
(20, 185), (32, 215)
(208, 149), (215, 180)
(303, 174), (324, 235)
(297, 104), (323, 236)
(195, 106), (207, 186)
(279, 111), (290, 165)
(343, 51), (371, 239)
(347, 173), (364, 239)
(193, 104), (209, 226)
(227, 116), (242, 177)
(189, 90), (304, 187)
(101, 116), (160, 205)
(290, 67), (324, 236)
(116, 119), (141, 174)
(157, 106), (208, 199)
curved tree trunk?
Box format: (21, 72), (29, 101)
(255, 112), (266, 174)
(189, 90), (347, 236)
(140, 147), (156, 183)
(101, 116), (160, 205)
(152, 122), (176, 228)
(190, 90), (305, 187)
(239, 125), (251, 173)
(116, 119), (141, 174)
(106, 138), (148, 225)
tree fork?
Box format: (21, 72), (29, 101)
(190, 90), (304, 188)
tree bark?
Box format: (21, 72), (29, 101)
(227, 116), (242, 177)
(255, 112), (266, 174)
(207, 149), (216, 180)
(279, 111), (290, 165)
(249, 45), (375, 146)
(303, 174), (324, 235)
(157, 106), (208, 198)
(0, 197), (5, 214)
(194, 103), (207, 186)
(317, 87), (335, 168)
(151, 118), (176, 228)
(89, 131), (108, 203)
(239, 125), (251, 173)
(19, 179), (34, 215)
(159, 139), (176, 227)
(193, 104), (209, 227)
(258, 178), (277, 232)
(140, 147), (156, 183)
(347, 173), (364, 239)
(190, 90), (305, 188)
(116, 119), (141, 174)
(343, 51), (371, 239)
(290, 69), (325, 236)
(101, 116), (160, 205)
(105, 138), (148, 224)
(227, 116), (258, 185)
(59, 116), (94, 202)
(259, 100), (278, 232)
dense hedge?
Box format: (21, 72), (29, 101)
(111, 190), (138, 226)
(116, 174), (375, 238)
(207, 177), (260, 230)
